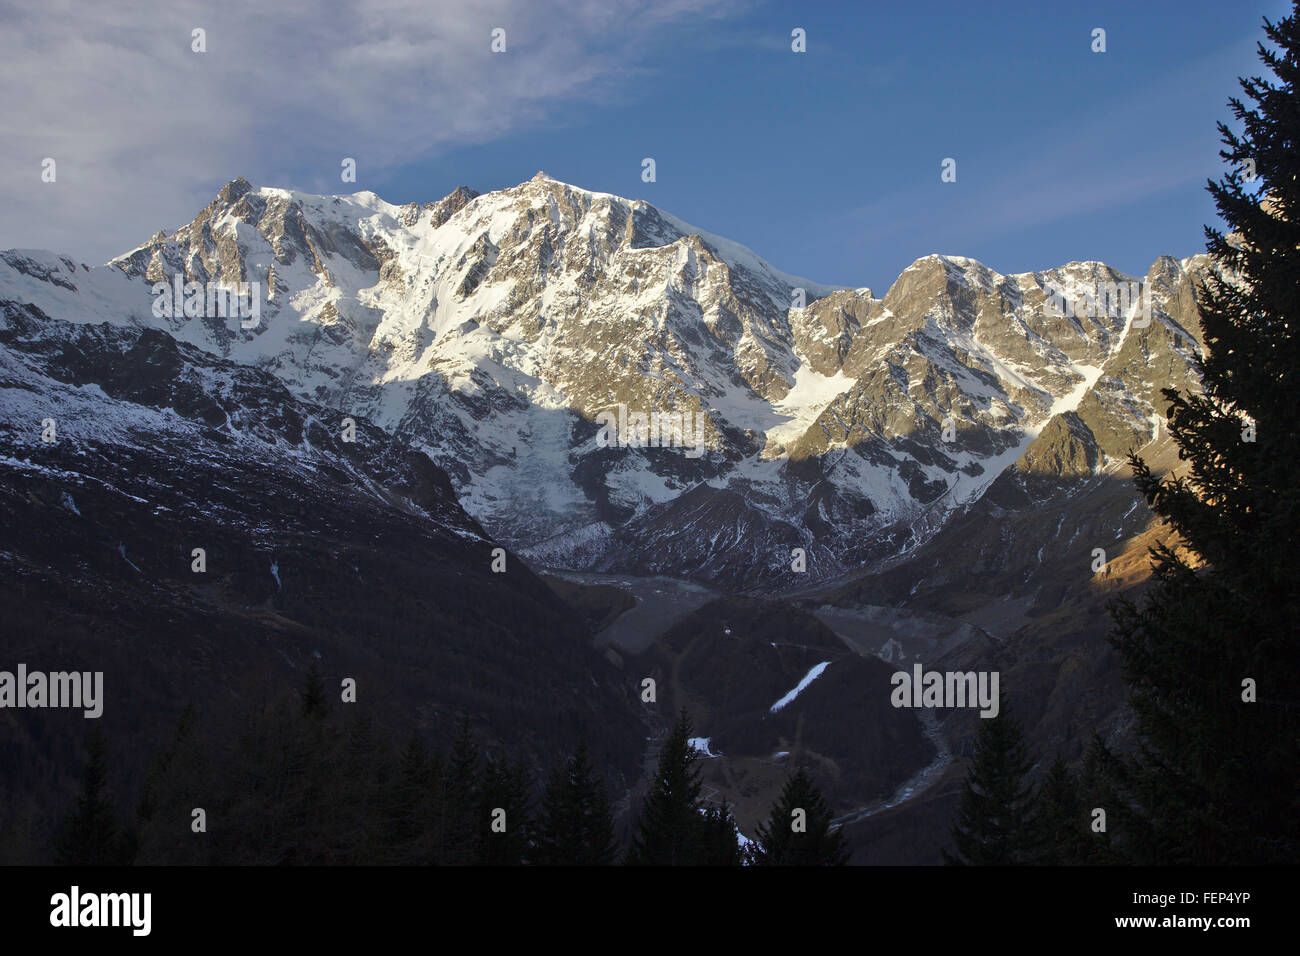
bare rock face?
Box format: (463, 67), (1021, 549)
(0, 176), (1216, 590)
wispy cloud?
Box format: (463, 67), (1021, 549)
(0, 0), (738, 262)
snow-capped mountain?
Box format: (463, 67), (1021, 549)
(0, 174), (1212, 588)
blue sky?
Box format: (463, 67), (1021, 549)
(2, 0), (1290, 291)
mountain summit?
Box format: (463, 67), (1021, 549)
(0, 176), (1212, 588)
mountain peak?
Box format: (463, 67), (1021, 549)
(0, 169), (1213, 593)
(217, 177), (253, 204)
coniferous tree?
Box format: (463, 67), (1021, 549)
(476, 755), (533, 865)
(625, 710), (705, 865)
(334, 710), (390, 863)
(225, 693), (338, 864)
(535, 738), (617, 865)
(433, 717), (480, 865)
(1108, 4), (1300, 865)
(697, 798), (743, 866)
(55, 728), (129, 865)
(136, 702), (198, 826)
(1026, 758), (1087, 866)
(750, 767), (850, 865)
(385, 731), (435, 864)
(133, 704), (210, 865)
(1073, 735), (1131, 865)
(944, 692), (1036, 865)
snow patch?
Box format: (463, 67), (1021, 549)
(117, 544), (141, 572)
(770, 661), (831, 713)
(688, 737), (720, 757)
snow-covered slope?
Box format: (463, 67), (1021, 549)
(0, 174), (1213, 588)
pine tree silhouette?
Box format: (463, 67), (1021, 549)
(131, 704), (207, 865)
(1108, 3), (1300, 865)
(535, 738), (617, 865)
(55, 728), (129, 865)
(476, 755), (533, 865)
(1026, 758), (1087, 865)
(385, 731), (434, 864)
(750, 767), (850, 865)
(136, 702), (198, 826)
(944, 691), (1035, 865)
(625, 709), (705, 865)
(434, 717), (480, 865)
(697, 798), (743, 866)
(1073, 735), (1130, 864)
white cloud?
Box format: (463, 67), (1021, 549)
(0, 0), (736, 263)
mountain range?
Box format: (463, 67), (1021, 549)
(1, 173), (1211, 590)
(0, 174), (1214, 859)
